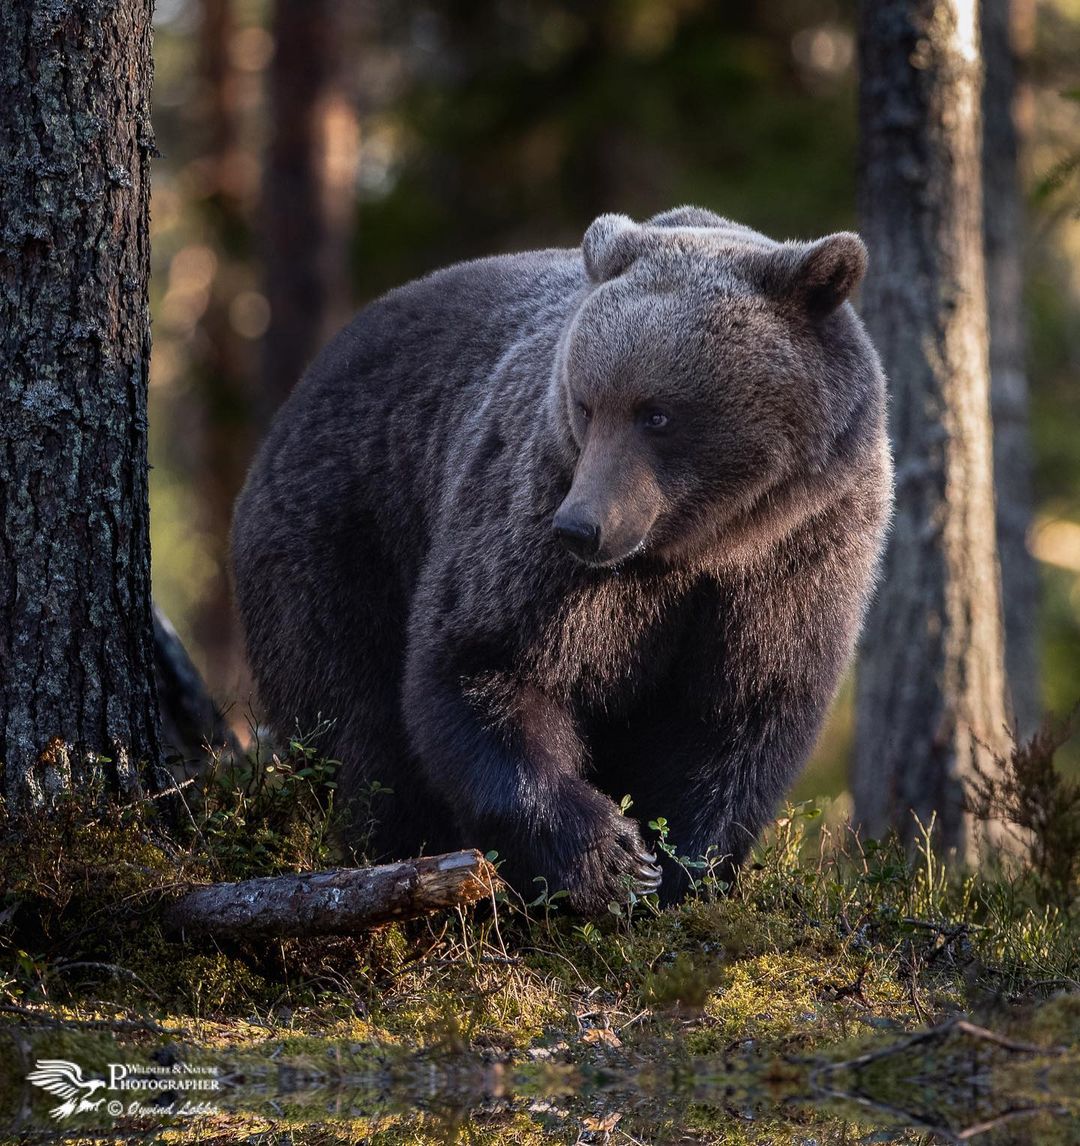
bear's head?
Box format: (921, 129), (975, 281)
(550, 207), (879, 568)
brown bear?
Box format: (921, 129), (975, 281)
(231, 206), (893, 913)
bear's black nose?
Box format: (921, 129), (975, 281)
(553, 515), (601, 559)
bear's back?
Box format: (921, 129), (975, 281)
(233, 247), (585, 583)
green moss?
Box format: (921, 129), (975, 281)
(1024, 991), (1080, 1049)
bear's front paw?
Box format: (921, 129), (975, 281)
(469, 786), (663, 914)
(552, 802), (663, 915)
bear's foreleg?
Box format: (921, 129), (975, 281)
(660, 702), (823, 902)
(402, 651), (663, 913)
(592, 690), (821, 903)
(598, 542), (870, 903)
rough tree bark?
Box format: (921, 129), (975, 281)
(261, 0), (357, 416)
(982, 0), (1040, 735)
(0, 0), (163, 810)
(853, 0), (1009, 859)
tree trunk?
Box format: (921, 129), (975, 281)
(0, 0), (162, 810)
(982, 0), (1040, 735)
(261, 0), (357, 416)
(853, 0), (1009, 859)
(191, 0), (256, 696)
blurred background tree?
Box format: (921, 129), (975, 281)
(148, 0), (1080, 795)
(983, 0), (1040, 736)
(853, 0), (1008, 855)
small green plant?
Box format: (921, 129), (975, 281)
(195, 718), (344, 877)
(343, 778), (394, 863)
(526, 878), (571, 924)
(648, 815), (710, 896)
(573, 921), (602, 946)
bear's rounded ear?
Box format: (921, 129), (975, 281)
(793, 232), (868, 318)
(582, 213), (640, 283)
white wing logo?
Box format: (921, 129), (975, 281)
(26, 1059), (107, 1121)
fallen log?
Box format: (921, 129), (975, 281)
(166, 850), (499, 940)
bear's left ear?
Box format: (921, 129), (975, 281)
(582, 214), (641, 283)
(790, 232), (868, 318)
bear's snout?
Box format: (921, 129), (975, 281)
(554, 422), (662, 565)
(552, 509), (602, 561)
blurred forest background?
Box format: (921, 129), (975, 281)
(147, 0), (1080, 795)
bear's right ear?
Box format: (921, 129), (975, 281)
(582, 214), (640, 283)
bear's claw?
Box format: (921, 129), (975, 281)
(631, 831), (664, 897)
(519, 799), (668, 913)
(636, 857), (663, 895)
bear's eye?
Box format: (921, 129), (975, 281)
(642, 409), (669, 430)
(577, 402), (592, 421)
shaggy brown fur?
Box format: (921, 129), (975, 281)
(231, 207), (893, 912)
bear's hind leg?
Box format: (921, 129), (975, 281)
(236, 511), (457, 865)
(332, 709), (462, 864)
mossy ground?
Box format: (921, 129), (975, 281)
(1, 738), (1078, 1142)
